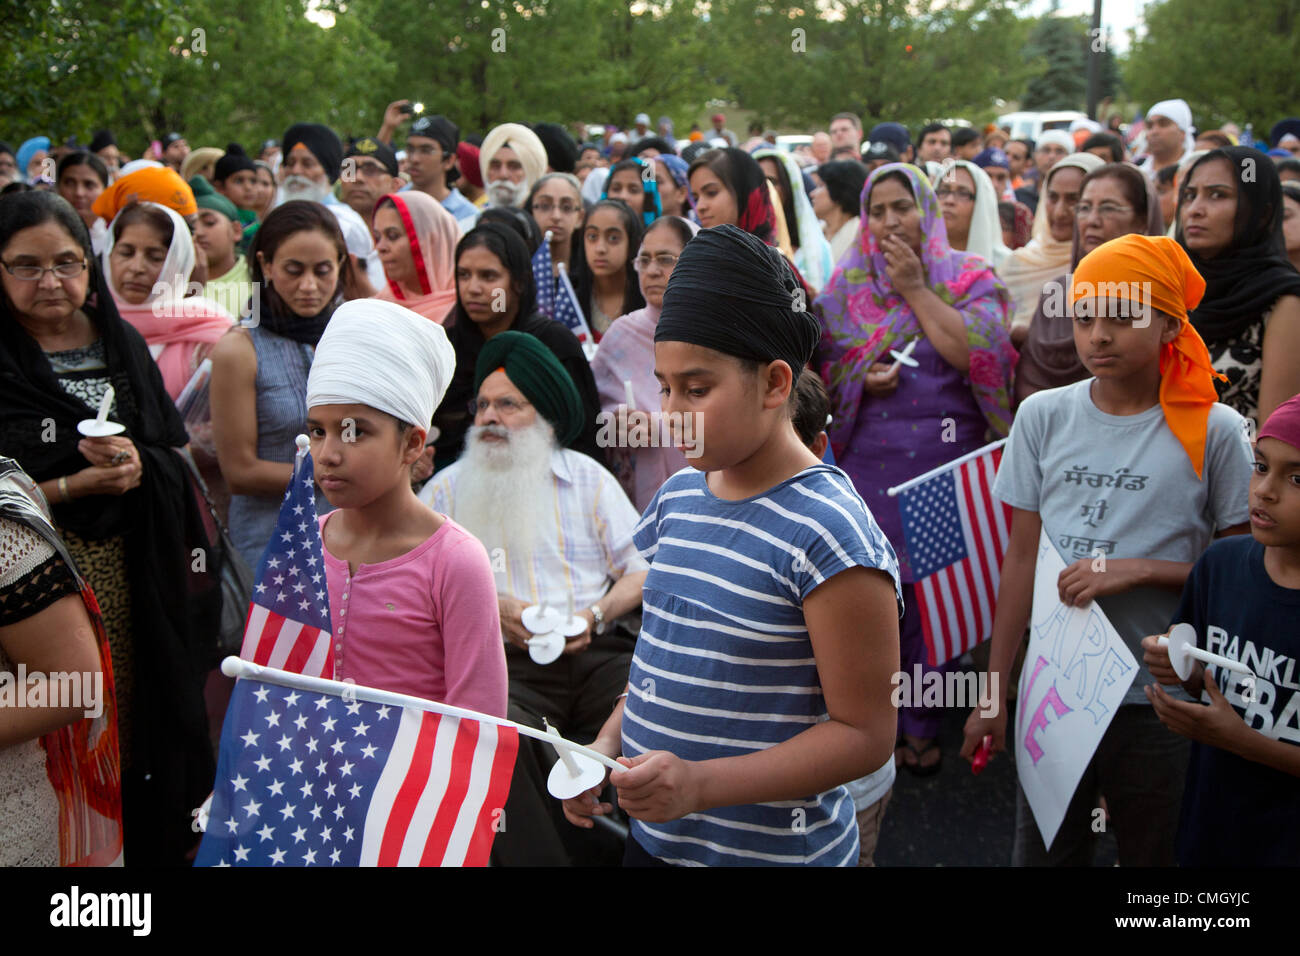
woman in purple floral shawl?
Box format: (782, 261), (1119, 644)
(813, 162), (1016, 775)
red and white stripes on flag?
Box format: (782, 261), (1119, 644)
(240, 605), (333, 678)
(897, 442), (1013, 666)
(360, 709), (518, 867)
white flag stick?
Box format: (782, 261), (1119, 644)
(886, 438), (1008, 497)
(220, 656), (626, 776)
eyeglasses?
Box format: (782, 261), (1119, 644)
(935, 186), (976, 202)
(531, 200), (580, 215)
(406, 144), (441, 157)
(469, 397), (532, 416)
(1, 259), (87, 281)
(1075, 202), (1134, 219)
(633, 252), (680, 272)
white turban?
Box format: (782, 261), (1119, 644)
(479, 123), (548, 192)
(1147, 99), (1196, 153)
(306, 299), (455, 430)
(1035, 130), (1076, 154)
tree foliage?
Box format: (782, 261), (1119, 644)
(705, 0), (1035, 130)
(337, 0), (717, 135)
(1125, 0), (1300, 131)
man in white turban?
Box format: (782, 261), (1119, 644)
(304, 298), (510, 718)
(1139, 99), (1194, 181)
(479, 123), (548, 209)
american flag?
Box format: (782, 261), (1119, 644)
(239, 442), (334, 678)
(554, 262), (596, 348)
(194, 675), (518, 866)
(532, 232), (555, 318)
(897, 441), (1012, 666)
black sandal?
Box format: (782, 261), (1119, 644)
(901, 737), (942, 778)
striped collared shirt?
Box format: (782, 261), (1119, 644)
(421, 448), (647, 609)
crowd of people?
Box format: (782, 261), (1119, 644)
(1, 96), (1298, 868)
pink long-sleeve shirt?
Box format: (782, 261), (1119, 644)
(318, 511), (507, 718)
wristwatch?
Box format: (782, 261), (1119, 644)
(588, 603), (607, 635)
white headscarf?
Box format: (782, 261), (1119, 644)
(996, 152), (1105, 329)
(306, 298), (456, 429)
(581, 165), (610, 205)
(1035, 130), (1076, 155)
(945, 160), (1011, 268)
(753, 147), (836, 291)
(1146, 99), (1196, 154)
(101, 201), (195, 305)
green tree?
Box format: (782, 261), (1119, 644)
(0, 1), (395, 156)
(141, 0), (395, 149)
(337, 0), (715, 138)
(705, 0), (1035, 132)
(1126, 0), (1300, 131)
(0, 0), (182, 144)
(1020, 14), (1120, 112)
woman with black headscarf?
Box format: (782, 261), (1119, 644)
(429, 222), (602, 472)
(209, 201), (359, 569)
(1176, 145), (1300, 428)
(0, 191), (216, 865)
(687, 147), (810, 296)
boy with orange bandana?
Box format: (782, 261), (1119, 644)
(962, 234), (1253, 864)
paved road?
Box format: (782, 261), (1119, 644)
(875, 697), (1120, 866)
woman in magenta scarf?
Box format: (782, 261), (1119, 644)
(814, 163), (1016, 775)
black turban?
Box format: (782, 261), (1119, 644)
(214, 142), (256, 183)
(656, 223), (819, 380)
(410, 115), (460, 155)
(474, 331), (583, 445)
(282, 122), (344, 183)
(532, 122), (578, 173)
(89, 129), (116, 152)
(345, 136), (398, 177)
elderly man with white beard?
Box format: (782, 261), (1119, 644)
(478, 123), (549, 209)
(420, 331), (647, 866)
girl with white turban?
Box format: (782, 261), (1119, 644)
(305, 298), (508, 717)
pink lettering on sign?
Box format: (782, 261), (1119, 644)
(1018, 655), (1051, 739)
(1024, 684), (1073, 765)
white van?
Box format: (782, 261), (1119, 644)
(997, 110), (1088, 143)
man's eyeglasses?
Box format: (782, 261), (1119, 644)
(531, 200), (580, 215)
(633, 252), (680, 272)
(1, 259), (87, 281)
(1075, 202), (1133, 219)
(935, 186), (976, 202)
(469, 397), (532, 416)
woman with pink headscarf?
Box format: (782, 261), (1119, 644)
(372, 191), (459, 324)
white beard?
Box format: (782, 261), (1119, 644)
(452, 420), (558, 562)
(276, 174), (331, 207)
(486, 178), (527, 208)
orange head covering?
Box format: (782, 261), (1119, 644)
(1070, 234), (1227, 479)
(91, 166), (197, 222)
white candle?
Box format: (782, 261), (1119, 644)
(95, 386), (114, 428)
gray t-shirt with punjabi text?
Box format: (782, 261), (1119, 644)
(994, 379), (1253, 705)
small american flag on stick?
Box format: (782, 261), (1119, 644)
(893, 440), (1012, 666)
(239, 436), (335, 679)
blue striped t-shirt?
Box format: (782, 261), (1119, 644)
(623, 463), (902, 866)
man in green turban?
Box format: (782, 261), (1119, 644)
(419, 329), (648, 866)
